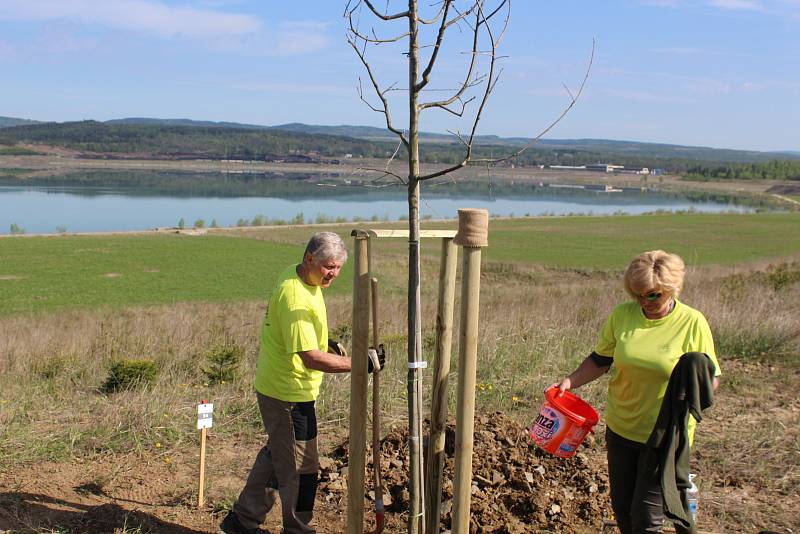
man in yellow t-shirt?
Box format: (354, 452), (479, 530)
(222, 232), (383, 534)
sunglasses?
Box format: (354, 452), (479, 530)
(640, 291), (663, 302)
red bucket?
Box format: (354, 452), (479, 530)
(529, 386), (600, 458)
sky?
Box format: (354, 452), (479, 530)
(0, 0), (797, 152)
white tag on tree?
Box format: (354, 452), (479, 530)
(197, 402), (214, 430)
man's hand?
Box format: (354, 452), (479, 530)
(367, 344), (386, 373)
(328, 339), (348, 358)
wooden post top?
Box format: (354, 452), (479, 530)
(351, 229), (457, 239)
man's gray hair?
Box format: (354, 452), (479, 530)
(304, 232), (348, 264)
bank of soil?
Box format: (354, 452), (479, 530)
(3, 382), (798, 534)
(0, 413), (611, 534)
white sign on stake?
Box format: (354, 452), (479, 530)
(197, 402), (213, 430)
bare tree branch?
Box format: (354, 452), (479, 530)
(417, 3), (480, 100)
(359, 168), (408, 186)
(417, 1), (482, 91)
(417, 1), (448, 25)
(469, 37), (596, 166)
(433, 95), (476, 116)
(418, 0), (511, 181)
(347, 36), (410, 148)
(349, 17), (411, 43)
(364, 0), (409, 20)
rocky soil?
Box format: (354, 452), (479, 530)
(321, 412), (611, 534)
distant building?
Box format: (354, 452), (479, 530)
(549, 165), (586, 170)
(586, 163), (625, 173)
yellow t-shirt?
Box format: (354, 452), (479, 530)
(254, 265), (327, 402)
(595, 299), (721, 444)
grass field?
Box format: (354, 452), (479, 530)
(0, 233), (353, 316)
(2, 212), (799, 316)
(1, 212), (799, 532)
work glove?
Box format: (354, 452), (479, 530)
(367, 344), (386, 374)
(328, 339), (348, 358)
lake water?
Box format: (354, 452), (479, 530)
(0, 171), (758, 235)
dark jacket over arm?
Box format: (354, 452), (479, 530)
(646, 352), (716, 531)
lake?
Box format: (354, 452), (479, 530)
(0, 170), (760, 234)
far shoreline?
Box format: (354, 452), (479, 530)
(0, 153), (787, 194)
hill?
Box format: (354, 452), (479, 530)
(0, 116), (43, 128)
(1, 117), (799, 173)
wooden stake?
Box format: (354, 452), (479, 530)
(371, 277), (385, 533)
(198, 427), (207, 509)
(451, 246), (483, 534)
(425, 237), (458, 534)
(346, 234), (370, 534)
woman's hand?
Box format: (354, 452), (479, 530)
(551, 377), (571, 396)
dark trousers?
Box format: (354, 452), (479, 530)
(233, 393), (320, 534)
(606, 428), (692, 534)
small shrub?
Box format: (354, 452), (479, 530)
(56, 225), (68, 234)
(210, 218), (219, 228)
(715, 328), (796, 361)
(34, 354), (69, 380)
(202, 344), (243, 385)
(103, 359), (157, 392)
(329, 323), (352, 345)
(177, 218), (186, 229)
(9, 223), (25, 234)
(765, 262), (800, 291)
(290, 213), (305, 225)
(720, 273), (749, 303)
(194, 219), (205, 229)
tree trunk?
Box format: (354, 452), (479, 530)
(406, 2), (425, 533)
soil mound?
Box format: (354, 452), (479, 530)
(320, 412), (612, 533)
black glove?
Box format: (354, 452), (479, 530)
(367, 344), (386, 373)
(328, 339), (348, 358)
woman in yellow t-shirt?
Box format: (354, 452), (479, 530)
(554, 250), (721, 534)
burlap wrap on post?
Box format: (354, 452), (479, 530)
(453, 208), (489, 248)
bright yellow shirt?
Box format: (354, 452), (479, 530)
(595, 299), (721, 444)
(254, 265), (327, 402)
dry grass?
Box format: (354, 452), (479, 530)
(1, 256), (799, 532)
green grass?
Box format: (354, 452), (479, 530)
(0, 234), (353, 315)
(0, 167), (35, 177)
(484, 212), (800, 269)
(2, 212), (799, 315)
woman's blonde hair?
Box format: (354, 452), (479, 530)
(623, 250), (685, 299)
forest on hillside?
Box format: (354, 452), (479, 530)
(1, 120), (798, 180)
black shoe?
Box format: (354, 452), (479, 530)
(219, 511), (270, 534)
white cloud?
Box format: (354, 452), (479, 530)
(206, 21), (332, 57)
(639, 0), (684, 6)
(649, 46), (758, 59)
(707, 0), (765, 10)
(225, 81), (351, 95)
(0, 0), (261, 38)
(274, 22), (331, 56)
(740, 81), (766, 91)
(602, 88), (695, 104)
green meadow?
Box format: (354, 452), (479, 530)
(2, 211), (799, 532)
(1, 212), (799, 315)
(0, 234), (352, 316)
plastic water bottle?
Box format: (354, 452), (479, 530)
(686, 473), (699, 522)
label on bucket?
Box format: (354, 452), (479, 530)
(529, 387), (598, 458)
(530, 405), (565, 445)
(556, 425), (590, 457)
